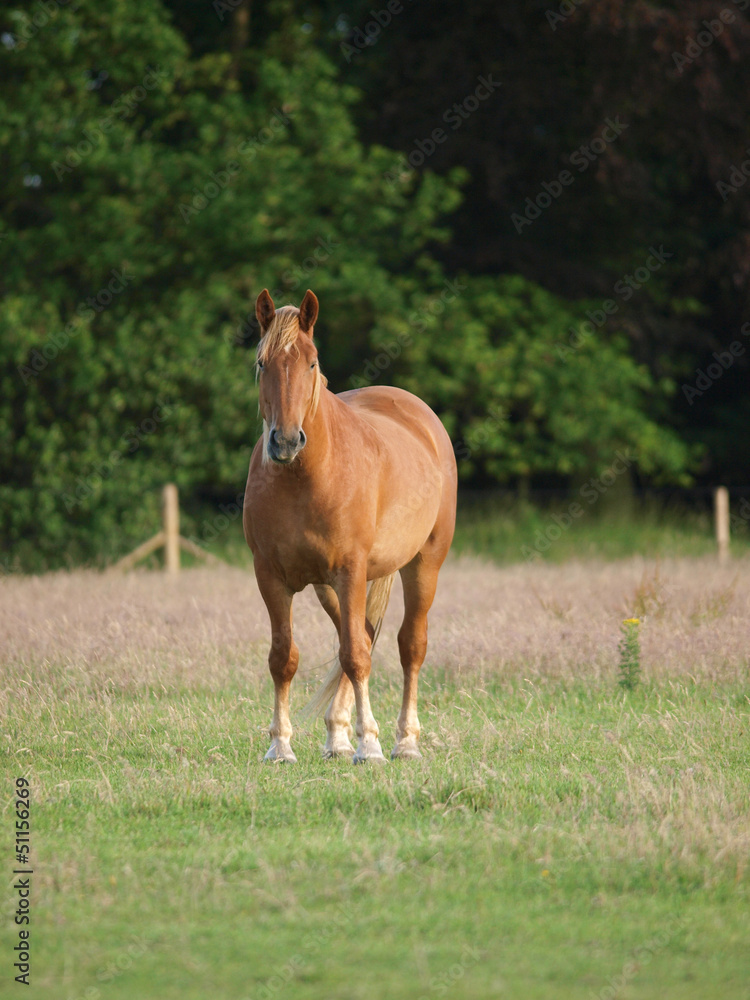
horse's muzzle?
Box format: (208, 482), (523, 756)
(268, 427), (306, 464)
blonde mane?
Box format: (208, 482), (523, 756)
(256, 307), (327, 464)
(257, 306), (304, 365)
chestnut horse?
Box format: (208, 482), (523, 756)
(243, 289), (457, 763)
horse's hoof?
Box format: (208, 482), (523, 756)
(322, 744), (355, 759)
(264, 741), (297, 763)
(352, 753), (388, 765)
(391, 744), (422, 760)
(352, 738), (388, 765)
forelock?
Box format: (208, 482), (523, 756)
(257, 306), (301, 363)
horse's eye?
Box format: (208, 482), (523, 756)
(257, 361), (264, 371)
(310, 362), (317, 369)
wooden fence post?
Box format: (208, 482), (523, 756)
(715, 486), (730, 564)
(111, 484), (223, 572)
(163, 483), (180, 574)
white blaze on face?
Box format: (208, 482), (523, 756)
(284, 343), (292, 394)
(261, 419), (270, 465)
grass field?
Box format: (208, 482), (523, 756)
(2, 554), (749, 998)
(451, 495), (750, 564)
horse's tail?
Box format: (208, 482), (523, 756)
(297, 573), (397, 721)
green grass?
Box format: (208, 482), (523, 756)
(451, 495), (750, 564)
(3, 671), (749, 999)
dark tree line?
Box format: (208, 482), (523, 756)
(1, 0), (748, 569)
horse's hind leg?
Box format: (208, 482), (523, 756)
(393, 544), (448, 760)
(394, 461), (456, 760)
(314, 585), (355, 758)
(334, 564), (387, 764)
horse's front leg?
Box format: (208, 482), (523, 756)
(335, 564), (386, 764)
(255, 565), (298, 763)
(313, 584), (356, 758)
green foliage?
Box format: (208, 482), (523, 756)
(0, 0), (459, 570)
(0, 0), (699, 570)
(327, 0), (750, 485)
(379, 274), (693, 483)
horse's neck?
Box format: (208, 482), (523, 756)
(299, 385), (336, 476)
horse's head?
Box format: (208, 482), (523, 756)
(255, 288), (324, 465)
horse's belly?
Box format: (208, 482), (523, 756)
(366, 471), (442, 578)
(366, 539), (423, 580)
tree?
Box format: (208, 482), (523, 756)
(0, 0), (702, 571)
(369, 273), (692, 485)
(0, 0), (458, 569)
(324, 0), (750, 484)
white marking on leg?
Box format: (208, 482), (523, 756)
(266, 677), (297, 762)
(351, 677), (386, 764)
(324, 672), (356, 758)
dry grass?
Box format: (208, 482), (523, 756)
(1, 553), (748, 691)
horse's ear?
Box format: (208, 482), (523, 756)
(256, 289), (276, 332)
(298, 290), (319, 334)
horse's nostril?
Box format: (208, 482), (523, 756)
(268, 427), (305, 460)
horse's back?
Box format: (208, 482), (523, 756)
(337, 385), (454, 469)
